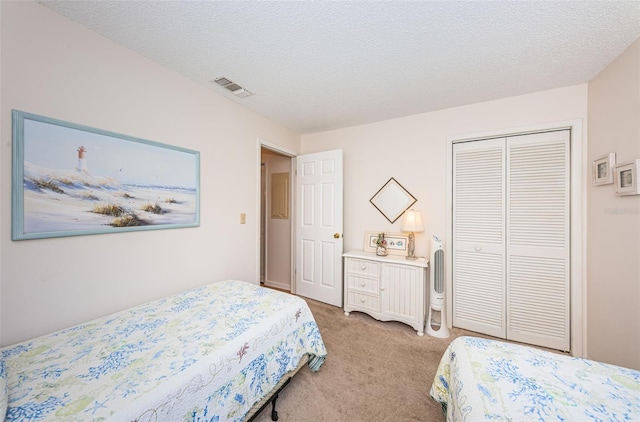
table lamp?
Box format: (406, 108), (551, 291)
(401, 209), (424, 260)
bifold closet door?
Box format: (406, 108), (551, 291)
(453, 138), (506, 338)
(506, 131), (570, 351)
(453, 130), (570, 351)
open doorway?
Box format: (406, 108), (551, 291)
(260, 147), (293, 292)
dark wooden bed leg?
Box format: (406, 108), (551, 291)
(270, 393), (279, 421)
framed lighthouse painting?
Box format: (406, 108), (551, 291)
(11, 110), (200, 240)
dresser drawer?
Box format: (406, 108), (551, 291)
(346, 258), (379, 277)
(346, 291), (379, 312)
(346, 275), (379, 295)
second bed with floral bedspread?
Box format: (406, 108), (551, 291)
(431, 336), (639, 421)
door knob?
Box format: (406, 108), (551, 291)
(333, 233), (341, 239)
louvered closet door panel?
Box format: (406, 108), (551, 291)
(453, 139), (506, 338)
(506, 130), (570, 351)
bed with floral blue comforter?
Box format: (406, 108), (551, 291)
(431, 336), (640, 422)
(0, 280), (326, 422)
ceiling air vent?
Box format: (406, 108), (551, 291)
(213, 77), (233, 86)
(232, 88), (253, 98)
(211, 76), (254, 98)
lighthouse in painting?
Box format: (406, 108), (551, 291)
(77, 146), (88, 173)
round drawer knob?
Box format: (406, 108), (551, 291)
(360, 265), (366, 270)
(360, 282), (366, 287)
(360, 298), (366, 303)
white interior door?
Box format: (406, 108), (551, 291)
(295, 149), (343, 306)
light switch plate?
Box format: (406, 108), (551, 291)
(240, 213), (246, 224)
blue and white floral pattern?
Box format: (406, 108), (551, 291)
(430, 336), (640, 422)
(0, 280), (326, 422)
(0, 358), (6, 420)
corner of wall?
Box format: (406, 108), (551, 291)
(586, 37), (640, 370)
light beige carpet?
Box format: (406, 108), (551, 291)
(252, 297), (481, 422)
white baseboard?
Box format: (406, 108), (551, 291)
(264, 279), (290, 291)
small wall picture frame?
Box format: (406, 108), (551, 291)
(593, 152), (616, 185)
(614, 159), (640, 196)
(364, 231), (409, 256)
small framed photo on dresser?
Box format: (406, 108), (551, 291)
(615, 159), (640, 195)
(593, 152), (616, 185)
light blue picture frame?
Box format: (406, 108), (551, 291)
(12, 110), (200, 240)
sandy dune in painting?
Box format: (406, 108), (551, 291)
(23, 161), (197, 234)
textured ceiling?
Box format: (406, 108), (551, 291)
(39, 1), (640, 134)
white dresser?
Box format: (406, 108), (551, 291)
(343, 250), (429, 336)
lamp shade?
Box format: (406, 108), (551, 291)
(401, 209), (424, 233)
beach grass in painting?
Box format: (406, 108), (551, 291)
(12, 110), (200, 240)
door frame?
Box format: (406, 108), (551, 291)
(446, 119), (585, 357)
(256, 138), (297, 293)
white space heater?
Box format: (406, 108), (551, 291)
(426, 236), (450, 338)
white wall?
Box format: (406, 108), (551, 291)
(587, 38), (640, 370)
(302, 85), (590, 356)
(262, 149), (291, 289)
(0, 1), (300, 346)
(302, 85), (588, 260)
